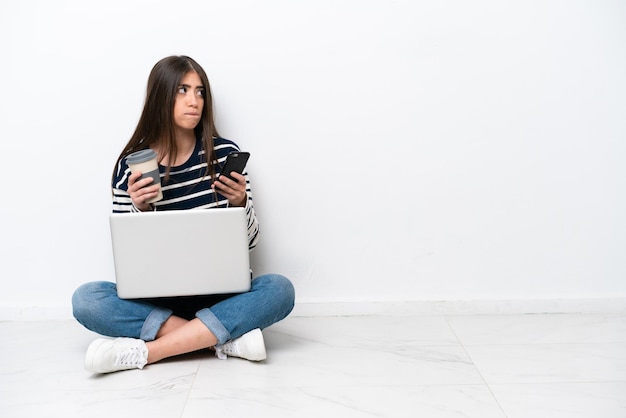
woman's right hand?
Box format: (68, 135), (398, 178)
(128, 171), (160, 211)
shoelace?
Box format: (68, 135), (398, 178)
(115, 347), (145, 367)
(214, 345), (228, 360)
(215, 340), (239, 360)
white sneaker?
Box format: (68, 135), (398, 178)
(85, 337), (148, 373)
(215, 328), (266, 361)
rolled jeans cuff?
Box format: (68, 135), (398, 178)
(196, 307), (231, 345)
(140, 307), (173, 341)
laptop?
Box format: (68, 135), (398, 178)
(110, 207), (251, 299)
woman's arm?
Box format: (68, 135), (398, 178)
(243, 188), (260, 250)
(112, 160), (158, 213)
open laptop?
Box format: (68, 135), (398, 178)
(110, 207), (251, 299)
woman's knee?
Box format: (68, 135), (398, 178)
(257, 272), (293, 290)
(71, 281), (116, 322)
(254, 273), (295, 308)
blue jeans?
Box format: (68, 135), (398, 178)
(72, 274), (295, 345)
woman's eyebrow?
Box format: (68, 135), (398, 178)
(179, 83), (205, 89)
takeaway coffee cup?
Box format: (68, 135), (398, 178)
(126, 149), (163, 204)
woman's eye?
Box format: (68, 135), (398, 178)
(196, 89), (205, 97)
(177, 86), (187, 94)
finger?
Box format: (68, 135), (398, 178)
(228, 172), (245, 184)
(133, 185), (158, 206)
(216, 176), (234, 188)
(130, 177), (154, 193)
(212, 181), (233, 196)
(213, 177), (231, 192)
(224, 175), (247, 193)
(128, 171), (142, 187)
(141, 188), (159, 202)
(138, 177), (155, 188)
(219, 172), (245, 187)
(214, 181), (243, 198)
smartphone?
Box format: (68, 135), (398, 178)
(217, 151), (250, 182)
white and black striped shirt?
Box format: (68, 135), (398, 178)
(112, 137), (260, 250)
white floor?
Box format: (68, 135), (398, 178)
(1, 313), (625, 417)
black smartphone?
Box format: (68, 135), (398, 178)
(217, 151), (250, 182)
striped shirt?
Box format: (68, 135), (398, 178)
(112, 137), (260, 250)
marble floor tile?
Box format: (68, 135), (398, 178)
(464, 342), (626, 384)
(447, 313), (626, 345)
(195, 344), (484, 388)
(183, 384), (507, 418)
(490, 382), (626, 418)
(270, 315), (462, 347)
(193, 324), (484, 389)
(1, 313), (624, 418)
(0, 387), (191, 418)
(0, 320), (201, 392)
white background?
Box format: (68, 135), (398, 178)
(1, 0), (625, 317)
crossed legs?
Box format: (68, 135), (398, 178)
(147, 316), (216, 364)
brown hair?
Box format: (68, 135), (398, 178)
(113, 55), (220, 184)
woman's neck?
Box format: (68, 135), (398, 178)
(153, 130), (196, 166)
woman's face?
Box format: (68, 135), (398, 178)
(173, 71), (205, 133)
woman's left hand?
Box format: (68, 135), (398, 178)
(212, 172), (247, 207)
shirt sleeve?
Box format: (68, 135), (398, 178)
(242, 173), (260, 250)
(111, 158), (137, 213)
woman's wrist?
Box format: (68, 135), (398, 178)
(235, 194), (247, 207)
(134, 202), (153, 212)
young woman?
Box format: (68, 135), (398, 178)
(72, 56), (295, 374)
